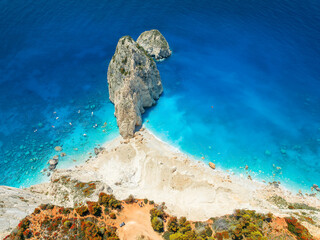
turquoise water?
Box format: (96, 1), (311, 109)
(0, 1), (319, 192)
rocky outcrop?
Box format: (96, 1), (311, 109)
(137, 29), (172, 60)
(0, 186), (51, 238)
(107, 35), (163, 138)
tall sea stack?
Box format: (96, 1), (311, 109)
(107, 31), (171, 138)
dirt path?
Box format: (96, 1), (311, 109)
(115, 202), (163, 240)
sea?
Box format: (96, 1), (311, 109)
(0, 0), (319, 192)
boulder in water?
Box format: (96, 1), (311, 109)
(107, 35), (163, 138)
(137, 29), (171, 60)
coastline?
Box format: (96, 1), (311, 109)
(37, 127), (320, 217)
(145, 126), (313, 196)
(1, 127), (320, 238)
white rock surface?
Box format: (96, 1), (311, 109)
(137, 29), (172, 60)
(0, 186), (51, 238)
(107, 36), (163, 138)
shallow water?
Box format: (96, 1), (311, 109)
(0, 0), (319, 191)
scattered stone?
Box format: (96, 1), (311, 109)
(248, 175), (252, 181)
(136, 29), (172, 60)
(107, 186), (113, 194)
(48, 159), (58, 165)
(54, 146), (62, 152)
(209, 162), (216, 170)
(60, 152), (66, 157)
(53, 155), (59, 161)
(245, 165), (249, 170)
(48, 164), (56, 170)
(94, 148), (100, 155)
(269, 181), (280, 188)
(313, 184), (320, 192)
(171, 166), (177, 173)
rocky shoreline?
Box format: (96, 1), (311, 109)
(1, 128), (320, 238)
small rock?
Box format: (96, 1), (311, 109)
(49, 159), (58, 165)
(60, 152), (66, 157)
(245, 165), (249, 170)
(54, 146), (62, 152)
(94, 148), (100, 155)
(209, 162), (216, 170)
(53, 155), (59, 160)
(107, 186), (113, 193)
(48, 164), (56, 170)
(248, 175), (252, 180)
(313, 184), (319, 188)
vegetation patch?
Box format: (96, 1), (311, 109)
(285, 217), (314, 240)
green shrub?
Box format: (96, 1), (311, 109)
(150, 207), (165, 220)
(63, 220), (72, 228)
(167, 217), (178, 232)
(285, 217), (313, 240)
(33, 208), (41, 214)
(87, 201), (102, 216)
(98, 192), (121, 209)
(125, 194), (135, 204)
(75, 205), (89, 216)
(163, 231), (174, 240)
(151, 217), (164, 232)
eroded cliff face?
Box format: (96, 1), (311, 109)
(107, 35), (163, 138)
(137, 29), (172, 60)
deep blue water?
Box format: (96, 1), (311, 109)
(0, 0), (319, 192)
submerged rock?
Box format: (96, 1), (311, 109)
(137, 29), (171, 60)
(54, 146), (62, 152)
(107, 35), (163, 138)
